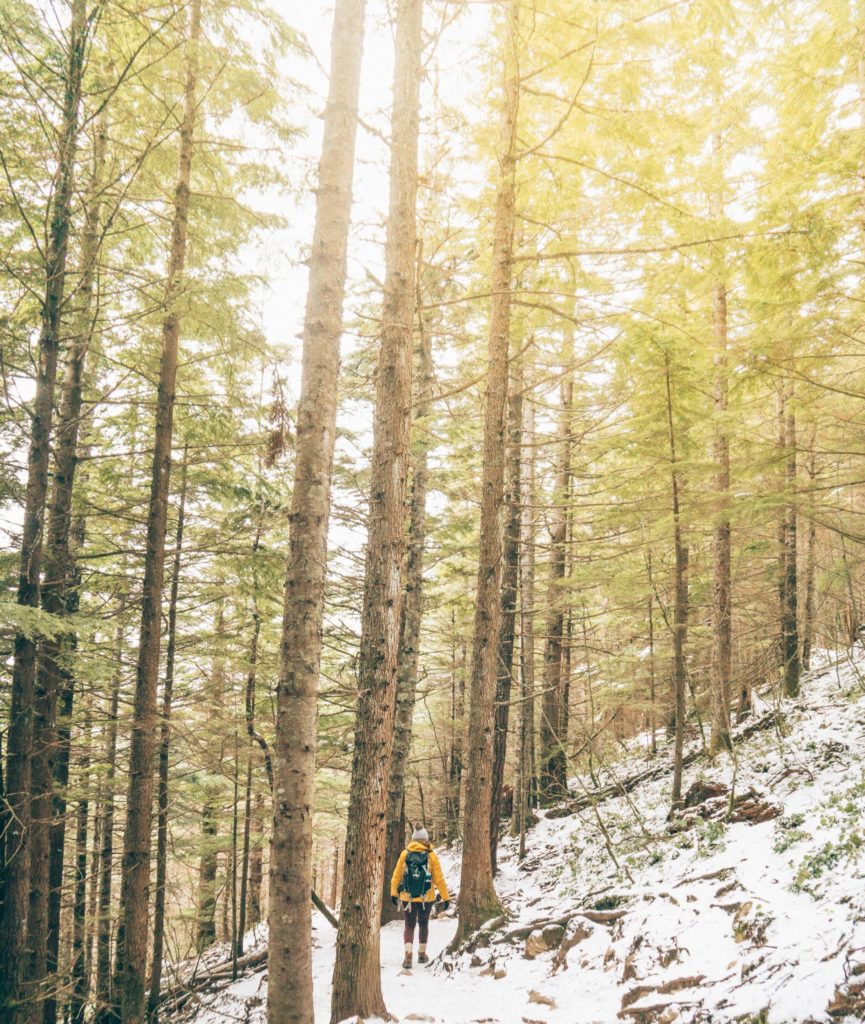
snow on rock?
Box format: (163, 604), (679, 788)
(169, 649), (865, 1024)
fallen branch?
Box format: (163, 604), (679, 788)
(158, 946), (269, 1013)
(312, 888), (339, 929)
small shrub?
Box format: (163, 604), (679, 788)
(734, 1009), (769, 1024)
(773, 813), (810, 853)
(695, 818), (727, 858)
(593, 893), (625, 911)
(793, 832), (864, 893)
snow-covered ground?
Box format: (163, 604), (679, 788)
(170, 649), (865, 1024)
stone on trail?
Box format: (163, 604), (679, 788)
(523, 923), (564, 959)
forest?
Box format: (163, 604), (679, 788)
(2, 0), (865, 1023)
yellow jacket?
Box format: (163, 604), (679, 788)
(390, 841), (450, 903)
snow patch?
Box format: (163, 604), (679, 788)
(169, 648), (865, 1024)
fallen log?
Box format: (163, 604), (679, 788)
(158, 946), (269, 1014)
(581, 908), (627, 925)
(553, 710), (778, 820)
(312, 887), (339, 928)
(158, 889), (336, 1009)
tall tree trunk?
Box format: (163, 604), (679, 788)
(330, 2), (420, 1017)
(381, 272), (433, 926)
(540, 371), (572, 802)
(490, 351), (522, 871)
(802, 449), (817, 671)
(710, 281), (733, 752)
(646, 552), (658, 756)
(329, 842), (340, 910)
(117, 4), (200, 1019)
(516, 385), (536, 856)
(446, 627), (466, 840)
(94, 623), (122, 1024)
(267, 0), (367, 1021)
(239, 545), (264, 953)
(665, 353), (688, 810)
(708, 125), (733, 747)
(245, 595), (272, 788)
(196, 801), (218, 953)
(781, 389), (800, 696)
(30, 113), (107, 1024)
(247, 792), (263, 928)
(0, 3), (88, 1016)
(86, 759), (103, 1009)
(453, 0), (519, 945)
(841, 533), (859, 645)
(147, 450), (188, 1020)
(580, 607), (599, 785)
(237, 754), (253, 956)
(230, 738), (239, 978)
(69, 706), (91, 1024)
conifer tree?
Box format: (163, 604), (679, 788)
(117, 3), (201, 1018)
(453, 0), (520, 944)
(268, 1), (367, 1022)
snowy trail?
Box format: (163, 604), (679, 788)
(174, 649), (865, 1024)
(316, 918), (471, 1024)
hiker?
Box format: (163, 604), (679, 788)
(390, 823), (450, 968)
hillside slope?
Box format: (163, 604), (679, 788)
(166, 650), (865, 1024)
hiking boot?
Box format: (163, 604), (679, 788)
(402, 952), (413, 969)
(417, 952), (429, 965)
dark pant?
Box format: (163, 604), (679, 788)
(403, 901), (431, 944)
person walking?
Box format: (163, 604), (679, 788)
(390, 823), (450, 968)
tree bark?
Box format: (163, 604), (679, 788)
(665, 353), (688, 811)
(247, 792), (263, 928)
(239, 519), (265, 955)
(196, 801), (218, 953)
(0, 2), (87, 1015)
(381, 266), (433, 925)
(69, 706), (91, 1024)
(446, 625), (466, 841)
(490, 351), (522, 871)
(515, 386), (536, 858)
(94, 623), (122, 1024)
(267, 0), (366, 1021)
(779, 389), (800, 696)
(237, 752), (253, 956)
(117, 3), (200, 1019)
(29, 112), (107, 1024)
(230, 739), (239, 977)
(86, 749), (103, 1008)
(646, 556), (657, 756)
(708, 123), (733, 748)
(330, 1), (420, 1017)
(148, 449), (188, 1019)
(453, 1), (519, 945)
(329, 842), (340, 911)
(802, 449), (817, 671)
(540, 370), (572, 803)
(710, 280), (733, 752)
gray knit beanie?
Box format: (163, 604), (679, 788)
(411, 823), (429, 844)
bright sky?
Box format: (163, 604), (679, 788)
(259, 0), (490, 397)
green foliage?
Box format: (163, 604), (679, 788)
(791, 779), (865, 893)
(773, 813), (811, 854)
(793, 833), (864, 894)
(695, 819), (727, 858)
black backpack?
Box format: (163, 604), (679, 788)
(402, 849), (432, 899)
